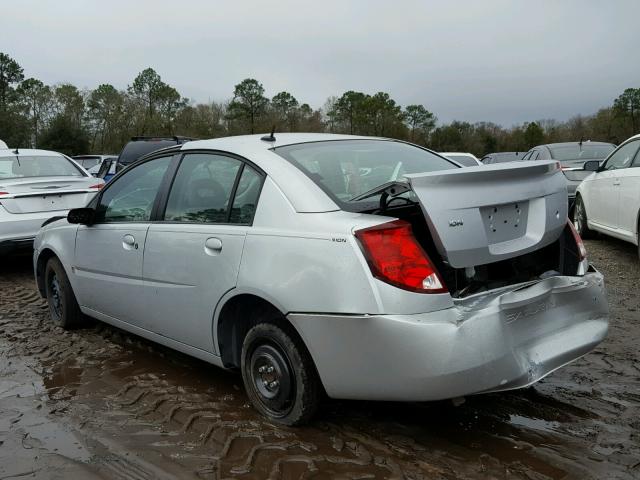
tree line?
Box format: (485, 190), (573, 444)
(1, 52), (638, 157)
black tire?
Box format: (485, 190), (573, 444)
(573, 195), (594, 239)
(44, 257), (84, 329)
(241, 322), (320, 425)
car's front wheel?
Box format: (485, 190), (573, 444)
(573, 195), (594, 239)
(45, 257), (84, 329)
(241, 322), (320, 425)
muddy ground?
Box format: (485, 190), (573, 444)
(0, 237), (638, 480)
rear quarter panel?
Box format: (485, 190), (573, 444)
(235, 177), (379, 314)
(233, 177), (453, 317)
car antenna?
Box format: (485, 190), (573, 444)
(261, 126), (276, 142)
(13, 148), (20, 166)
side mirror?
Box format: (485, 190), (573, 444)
(67, 208), (95, 225)
(583, 160), (600, 172)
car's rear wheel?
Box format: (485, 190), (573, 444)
(573, 195), (594, 239)
(241, 322), (319, 425)
(45, 257), (84, 329)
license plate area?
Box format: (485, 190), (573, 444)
(481, 201), (529, 243)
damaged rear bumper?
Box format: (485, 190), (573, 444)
(288, 269), (608, 401)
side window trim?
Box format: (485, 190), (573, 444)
(151, 153), (183, 221)
(226, 163), (245, 223)
(630, 142), (640, 168)
(156, 149), (266, 227)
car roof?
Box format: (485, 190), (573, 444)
(441, 152), (476, 157)
(118, 137), (194, 164)
(485, 152), (523, 156)
(0, 148), (65, 158)
(181, 133), (385, 153)
(534, 141), (615, 149)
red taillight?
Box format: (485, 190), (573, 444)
(0, 191), (8, 196)
(568, 220), (587, 261)
(355, 220), (447, 294)
(89, 183), (104, 190)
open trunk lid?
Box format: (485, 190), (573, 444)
(404, 161), (567, 268)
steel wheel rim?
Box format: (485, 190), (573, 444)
(249, 343), (294, 417)
(49, 273), (63, 318)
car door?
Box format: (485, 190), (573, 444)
(589, 140), (640, 229)
(615, 144), (640, 240)
(142, 152), (264, 352)
(74, 155), (174, 323)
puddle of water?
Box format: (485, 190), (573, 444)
(509, 414), (561, 433)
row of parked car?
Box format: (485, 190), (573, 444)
(443, 140), (619, 214)
(0, 131), (636, 424)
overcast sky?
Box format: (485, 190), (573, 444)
(1, 0), (638, 126)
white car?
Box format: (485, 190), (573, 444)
(441, 152), (483, 167)
(0, 139), (8, 149)
(0, 149), (104, 255)
(574, 134), (640, 257)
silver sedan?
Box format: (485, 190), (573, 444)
(33, 134), (608, 425)
(0, 149), (104, 255)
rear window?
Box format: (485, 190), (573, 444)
(73, 156), (101, 169)
(445, 154), (478, 167)
(549, 144), (615, 162)
(118, 140), (178, 165)
(0, 155), (84, 179)
(274, 140), (456, 207)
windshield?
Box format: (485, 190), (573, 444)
(274, 140), (457, 207)
(445, 154), (478, 166)
(549, 144), (615, 162)
(0, 155), (84, 179)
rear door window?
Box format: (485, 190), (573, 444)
(230, 165), (263, 224)
(164, 153), (243, 224)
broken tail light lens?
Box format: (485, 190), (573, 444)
(355, 220), (447, 294)
(568, 219), (587, 261)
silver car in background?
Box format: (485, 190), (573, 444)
(0, 149), (104, 254)
(520, 141), (616, 210)
(33, 134), (608, 425)
(441, 151), (482, 166)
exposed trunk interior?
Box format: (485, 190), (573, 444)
(378, 203), (582, 298)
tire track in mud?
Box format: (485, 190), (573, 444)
(1, 240), (639, 479)
(0, 271), (434, 479)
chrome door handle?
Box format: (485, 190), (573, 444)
(204, 237), (223, 255)
(122, 234), (138, 250)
